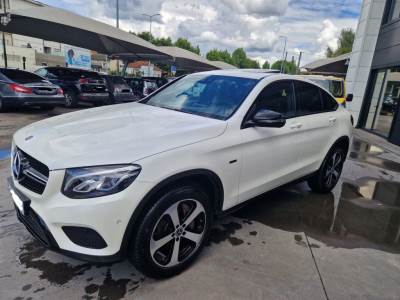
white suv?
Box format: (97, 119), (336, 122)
(9, 71), (352, 277)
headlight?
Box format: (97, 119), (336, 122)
(62, 164), (141, 199)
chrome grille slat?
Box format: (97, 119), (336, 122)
(13, 148), (49, 194)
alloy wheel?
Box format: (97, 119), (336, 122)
(65, 93), (73, 107)
(150, 199), (206, 268)
(324, 150), (343, 188)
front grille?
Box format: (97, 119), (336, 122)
(15, 148), (49, 194)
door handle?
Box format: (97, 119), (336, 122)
(290, 123), (303, 129)
(329, 117), (337, 123)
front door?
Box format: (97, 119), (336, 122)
(238, 80), (302, 203)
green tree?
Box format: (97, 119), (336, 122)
(262, 61), (270, 69)
(174, 38), (201, 55)
(326, 28), (355, 58)
(206, 49), (234, 65)
(231, 48), (260, 68)
(136, 31), (154, 42)
(153, 37), (173, 46)
(271, 60), (298, 74)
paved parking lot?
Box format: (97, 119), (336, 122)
(0, 106), (400, 300)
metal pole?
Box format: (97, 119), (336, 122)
(297, 51), (303, 74)
(279, 36), (287, 74)
(116, 0), (119, 28)
(142, 13), (160, 77)
(116, 0), (120, 75)
(282, 52), (288, 74)
(2, 0), (7, 68)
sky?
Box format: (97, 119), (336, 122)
(39, 0), (362, 66)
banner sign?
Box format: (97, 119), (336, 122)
(63, 45), (91, 69)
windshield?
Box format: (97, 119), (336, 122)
(144, 74), (258, 120)
(1, 69), (46, 83)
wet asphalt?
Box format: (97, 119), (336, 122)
(0, 106), (399, 299)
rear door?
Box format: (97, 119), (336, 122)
(292, 80), (339, 175)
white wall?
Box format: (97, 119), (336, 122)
(345, 0), (386, 123)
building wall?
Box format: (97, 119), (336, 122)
(345, 0), (386, 123)
(372, 17), (400, 69)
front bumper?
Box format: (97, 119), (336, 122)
(8, 172), (153, 262)
(2, 96), (65, 107)
(78, 93), (109, 103)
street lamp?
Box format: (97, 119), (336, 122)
(0, 0), (11, 68)
(279, 35), (287, 74)
(142, 13), (160, 76)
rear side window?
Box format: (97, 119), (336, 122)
(1, 69), (45, 83)
(253, 80), (295, 118)
(295, 81), (323, 115)
(320, 89), (339, 111)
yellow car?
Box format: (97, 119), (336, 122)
(302, 75), (347, 105)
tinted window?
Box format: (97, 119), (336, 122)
(295, 81), (323, 115)
(253, 80), (294, 117)
(35, 68), (47, 77)
(321, 89), (339, 111)
(1, 69), (45, 83)
(145, 74), (258, 120)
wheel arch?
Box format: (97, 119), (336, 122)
(119, 169), (224, 255)
(331, 135), (350, 155)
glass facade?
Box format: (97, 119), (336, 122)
(364, 68), (400, 137)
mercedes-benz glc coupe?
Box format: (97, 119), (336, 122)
(9, 71), (352, 277)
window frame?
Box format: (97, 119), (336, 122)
(241, 79), (297, 129)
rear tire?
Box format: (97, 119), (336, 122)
(129, 185), (212, 278)
(64, 91), (78, 108)
(308, 146), (346, 193)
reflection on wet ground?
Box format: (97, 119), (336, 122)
(349, 138), (400, 173)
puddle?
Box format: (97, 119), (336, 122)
(349, 139), (400, 173)
(0, 148), (11, 160)
(18, 240), (92, 285)
(234, 179), (400, 253)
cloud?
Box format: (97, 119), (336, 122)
(40, 0), (361, 65)
(318, 19), (339, 50)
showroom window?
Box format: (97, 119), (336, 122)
(365, 68), (400, 137)
(385, 0), (400, 23)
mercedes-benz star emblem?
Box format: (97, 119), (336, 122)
(12, 151), (23, 181)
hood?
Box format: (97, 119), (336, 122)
(14, 103), (227, 170)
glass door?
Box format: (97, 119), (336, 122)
(365, 68), (400, 137)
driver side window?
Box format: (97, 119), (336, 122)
(252, 80), (295, 118)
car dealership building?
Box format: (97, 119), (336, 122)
(346, 0), (400, 145)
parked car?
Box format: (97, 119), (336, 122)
(124, 77), (159, 99)
(35, 67), (109, 107)
(0, 68), (65, 111)
(9, 71), (352, 278)
(142, 76), (168, 89)
(101, 75), (139, 103)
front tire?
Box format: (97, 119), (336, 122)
(129, 185), (212, 278)
(308, 146), (346, 193)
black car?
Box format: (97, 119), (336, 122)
(101, 75), (139, 103)
(0, 68), (65, 112)
(124, 77), (159, 99)
(35, 67), (109, 107)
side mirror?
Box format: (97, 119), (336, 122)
(245, 109), (286, 128)
(346, 94), (353, 102)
